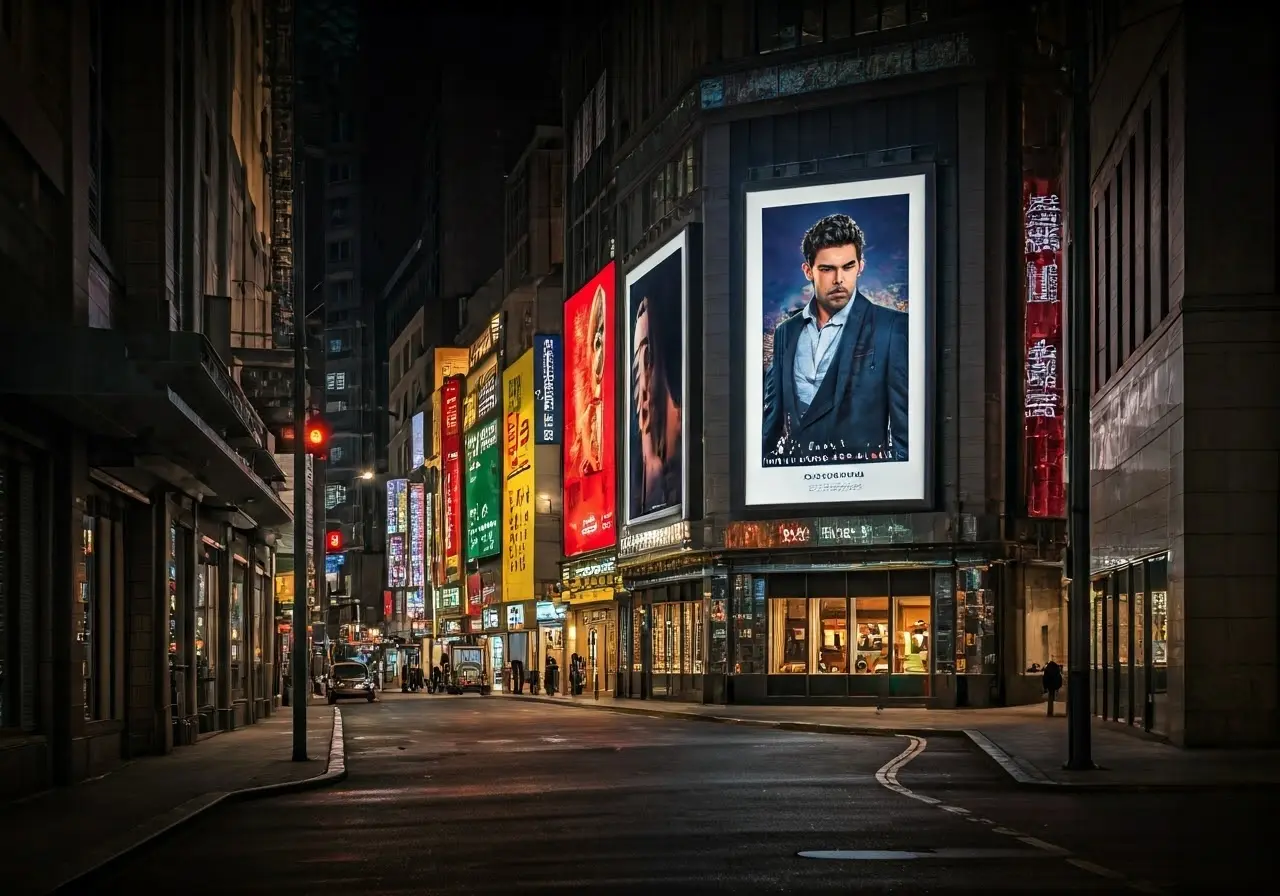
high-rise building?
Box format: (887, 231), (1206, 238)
(0, 0), (291, 799)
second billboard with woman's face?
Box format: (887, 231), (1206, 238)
(562, 262), (617, 556)
(624, 231), (688, 525)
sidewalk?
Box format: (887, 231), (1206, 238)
(2, 703), (345, 894)
(502, 692), (1280, 791)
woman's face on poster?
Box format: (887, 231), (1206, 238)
(590, 287), (606, 390)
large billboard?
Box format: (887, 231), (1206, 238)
(1023, 176), (1065, 518)
(441, 377), (464, 580)
(503, 350), (535, 601)
(408, 481), (426, 587)
(463, 354), (500, 432)
(624, 231), (688, 524)
(743, 172), (931, 508)
(386, 478), (409, 588)
(464, 417), (501, 561)
(562, 262), (617, 556)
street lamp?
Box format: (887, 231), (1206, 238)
(359, 469), (374, 481)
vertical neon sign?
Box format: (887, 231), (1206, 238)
(1023, 177), (1066, 518)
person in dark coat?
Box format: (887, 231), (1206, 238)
(1042, 658), (1064, 717)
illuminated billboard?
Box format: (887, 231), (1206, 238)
(440, 377), (464, 579)
(386, 478), (409, 588)
(534, 334), (562, 444)
(464, 418), (501, 561)
(411, 412), (425, 469)
(624, 231), (688, 525)
(502, 350), (535, 601)
(1023, 177), (1065, 518)
(562, 262), (617, 556)
(743, 172), (932, 509)
(409, 481), (426, 587)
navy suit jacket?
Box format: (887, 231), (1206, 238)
(761, 292), (910, 463)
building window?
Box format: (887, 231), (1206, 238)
(770, 597), (809, 673)
(195, 555), (218, 710)
(327, 240), (351, 263)
(79, 515), (96, 719)
(330, 445), (345, 463)
(327, 162), (351, 184)
(330, 111), (353, 144)
(853, 597), (889, 673)
(326, 371), (346, 391)
(326, 400), (348, 413)
(816, 598), (848, 673)
(329, 337), (346, 354)
(230, 565), (245, 700)
(756, 1), (927, 54)
(893, 594), (931, 674)
(328, 196), (351, 226)
(325, 484), (347, 509)
(330, 279), (352, 305)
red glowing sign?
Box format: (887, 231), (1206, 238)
(562, 262), (617, 557)
(1023, 177), (1066, 519)
(441, 377), (464, 578)
(325, 529), (344, 553)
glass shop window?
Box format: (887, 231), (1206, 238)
(816, 598), (848, 673)
(852, 596), (889, 674)
(894, 595), (931, 674)
(770, 597), (808, 673)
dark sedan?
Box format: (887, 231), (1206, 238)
(327, 661), (376, 703)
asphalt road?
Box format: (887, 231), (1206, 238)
(77, 695), (1265, 894)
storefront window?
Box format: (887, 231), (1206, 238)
(956, 567), (994, 675)
(196, 562), (218, 709)
(254, 572), (267, 697)
(652, 603), (668, 674)
(733, 575), (765, 673)
(932, 571), (956, 674)
(893, 596), (931, 674)
(852, 596), (888, 674)
(667, 604), (680, 675)
(230, 566), (245, 700)
(816, 598), (847, 673)
(1148, 556), (1169, 732)
(770, 597), (808, 673)
(709, 578), (729, 674)
(632, 606), (644, 672)
(79, 515), (95, 720)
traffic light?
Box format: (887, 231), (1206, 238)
(303, 417), (329, 457)
(325, 528), (344, 553)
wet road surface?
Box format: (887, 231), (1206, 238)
(78, 695), (1262, 893)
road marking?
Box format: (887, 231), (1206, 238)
(477, 738), (514, 744)
(873, 735), (1163, 893)
(799, 848), (1060, 861)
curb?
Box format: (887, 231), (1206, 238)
(505, 692), (972, 741)
(507, 694), (1280, 793)
(962, 727), (1280, 792)
(52, 707), (347, 893)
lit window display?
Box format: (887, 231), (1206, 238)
(770, 598), (808, 673)
(893, 595), (931, 674)
(853, 597), (889, 674)
(767, 594), (929, 676)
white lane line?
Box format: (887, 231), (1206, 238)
(872, 735), (1163, 893)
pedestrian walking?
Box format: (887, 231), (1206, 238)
(1042, 658), (1064, 717)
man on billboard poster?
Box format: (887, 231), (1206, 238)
(629, 269), (683, 519)
(761, 213), (909, 466)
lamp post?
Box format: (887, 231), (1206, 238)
(1065, 0), (1095, 771)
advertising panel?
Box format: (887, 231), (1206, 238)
(534, 334), (562, 444)
(503, 350), (535, 602)
(562, 262), (617, 555)
(744, 172), (931, 508)
(386, 478), (409, 588)
(624, 231), (687, 524)
(463, 355), (500, 431)
(411, 412), (426, 469)
(432, 347), (469, 390)
(408, 481), (426, 587)
(464, 418), (501, 561)
(1022, 177), (1065, 518)
(441, 377), (464, 579)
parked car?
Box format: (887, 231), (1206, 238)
(327, 661), (376, 703)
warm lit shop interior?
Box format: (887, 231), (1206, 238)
(1091, 552), (1169, 735)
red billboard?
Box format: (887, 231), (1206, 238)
(441, 376), (464, 577)
(562, 262), (617, 556)
(1023, 177), (1066, 518)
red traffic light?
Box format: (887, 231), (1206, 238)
(325, 529), (344, 553)
(303, 417), (329, 456)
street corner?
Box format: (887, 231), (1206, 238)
(228, 707), (349, 803)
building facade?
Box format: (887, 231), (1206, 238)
(0, 0), (291, 799)
(561, 0), (1061, 708)
(1083, 2), (1278, 746)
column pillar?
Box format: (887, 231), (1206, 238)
(47, 435), (89, 783)
(150, 492), (173, 753)
(185, 500), (199, 734)
(244, 534), (257, 722)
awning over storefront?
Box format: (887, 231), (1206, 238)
(0, 327), (291, 527)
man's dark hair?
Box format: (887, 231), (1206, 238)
(801, 214), (865, 266)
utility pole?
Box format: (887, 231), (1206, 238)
(291, 157), (309, 762)
(1065, 0), (1094, 771)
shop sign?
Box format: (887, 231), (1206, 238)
(562, 555), (616, 580)
(566, 587), (616, 606)
(506, 603), (526, 630)
(464, 359), (500, 431)
(435, 583), (462, 613)
(441, 618), (463, 636)
(533, 334), (562, 444)
(619, 520), (689, 558)
(535, 600), (566, 623)
(723, 517), (917, 550)
(482, 606), (501, 631)
(468, 313), (501, 369)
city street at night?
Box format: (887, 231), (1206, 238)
(75, 695), (1265, 894)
